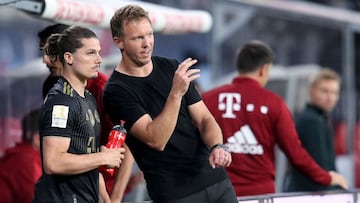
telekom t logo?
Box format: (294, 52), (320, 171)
(218, 93), (241, 118)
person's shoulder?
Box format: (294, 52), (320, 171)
(296, 107), (322, 122)
(152, 56), (178, 68)
(152, 55), (175, 62)
(45, 93), (77, 108)
(47, 82), (64, 97)
(96, 72), (109, 83)
(103, 72), (129, 96)
(106, 71), (126, 87)
(87, 72), (109, 94)
(202, 84), (230, 98)
(261, 87), (284, 102)
(45, 82), (78, 107)
(0, 143), (38, 161)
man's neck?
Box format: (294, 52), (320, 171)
(62, 73), (87, 97)
(116, 58), (153, 77)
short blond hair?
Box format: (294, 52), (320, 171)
(110, 4), (151, 39)
(309, 68), (341, 87)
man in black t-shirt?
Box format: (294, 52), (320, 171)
(103, 5), (237, 203)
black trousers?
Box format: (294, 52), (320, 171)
(163, 178), (238, 203)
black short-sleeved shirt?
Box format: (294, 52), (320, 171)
(103, 56), (227, 202)
(34, 77), (101, 203)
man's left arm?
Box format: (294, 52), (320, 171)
(110, 144), (134, 203)
(188, 101), (231, 168)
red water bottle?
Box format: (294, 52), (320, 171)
(100, 120), (127, 176)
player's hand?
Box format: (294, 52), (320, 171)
(329, 171), (348, 190)
(100, 146), (125, 168)
(209, 147), (232, 168)
(171, 58), (199, 97)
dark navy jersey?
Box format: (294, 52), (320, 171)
(103, 56), (227, 202)
(34, 77), (101, 203)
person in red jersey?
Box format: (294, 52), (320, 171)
(202, 40), (348, 197)
(0, 108), (41, 203)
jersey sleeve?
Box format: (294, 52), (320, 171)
(273, 99), (331, 185)
(40, 94), (77, 138)
(184, 81), (202, 105)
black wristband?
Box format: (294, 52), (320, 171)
(210, 143), (229, 152)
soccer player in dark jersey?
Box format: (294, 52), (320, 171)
(202, 40), (348, 196)
(103, 4), (237, 203)
(38, 23), (114, 154)
(38, 24), (129, 198)
(33, 26), (125, 203)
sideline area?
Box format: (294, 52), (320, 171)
(237, 189), (360, 203)
(123, 189), (360, 203)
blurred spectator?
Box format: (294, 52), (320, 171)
(38, 23), (69, 99)
(285, 68), (342, 192)
(0, 108), (41, 203)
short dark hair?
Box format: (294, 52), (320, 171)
(236, 40), (274, 74)
(38, 23), (69, 50)
(43, 26), (98, 66)
(22, 108), (40, 142)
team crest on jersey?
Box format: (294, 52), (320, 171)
(51, 105), (69, 128)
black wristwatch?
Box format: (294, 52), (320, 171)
(210, 143), (229, 152)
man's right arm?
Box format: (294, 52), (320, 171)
(42, 136), (124, 175)
(128, 58), (200, 151)
(129, 92), (183, 151)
